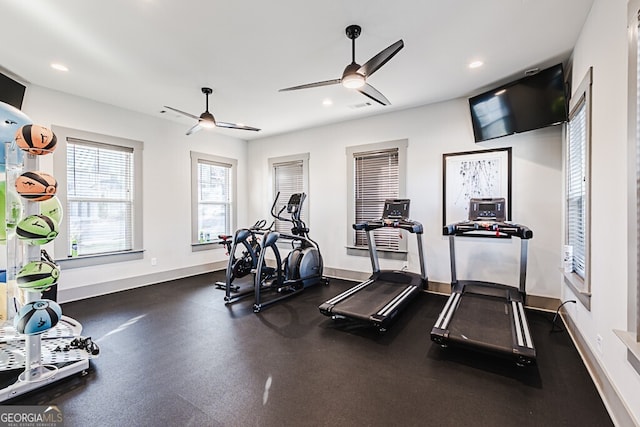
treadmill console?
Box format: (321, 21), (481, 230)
(382, 199), (410, 220)
(442, 198), (531, 239)
(354, 199), (422, 234)
(469, 198), (505, 222)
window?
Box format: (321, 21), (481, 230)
(354, 149), (399, 248)
(191, 152), (237, 250)
(564, 68), (592, 309)
(269, 154), (309, 234)
(618, 1), (640, 367)
(52, 126), (143, 267)
(346, 140), (407, 255)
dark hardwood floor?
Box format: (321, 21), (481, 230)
(0, 272), (613, 426)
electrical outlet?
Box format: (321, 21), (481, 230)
(151, 257), (157, 266)
(596, 334), (603, 354)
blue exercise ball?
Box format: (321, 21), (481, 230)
(0, 101), (31, 172)
(14, 299), (62, 335)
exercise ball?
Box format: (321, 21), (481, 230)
(15, 124), (57, 155)
(0, 101), (30, 172)
(16, 214), (58, 245)
(14, 299), (62, 335)
(0, 181), (24, 243)
(16, 260), (60, 291)
(39, 195), (63, 225)
(15, 171), (57, 201)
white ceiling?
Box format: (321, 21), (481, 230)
(0, 0), (594, 140)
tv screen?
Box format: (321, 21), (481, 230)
(0, 71), (26, 109)
(469, 64), (568, 142)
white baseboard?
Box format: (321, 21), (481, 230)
(562, 312), (639, 427)
(57, 261), (227, 303)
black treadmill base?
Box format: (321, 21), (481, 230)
(320, 272), (423, 332)
(431, 325), (537, 366)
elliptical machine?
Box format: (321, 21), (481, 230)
(253, 192), (327, 312)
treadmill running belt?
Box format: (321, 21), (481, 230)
(447, 294), (513, 351)
(330, 280), (416, 322)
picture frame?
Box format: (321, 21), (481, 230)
(442, 147), (512, 227)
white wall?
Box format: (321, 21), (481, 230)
(247, 98), (564, 299)
(19, 85), (249, 294)
(563, 0), (640, 423)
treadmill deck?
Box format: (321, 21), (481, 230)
(447, 292), (514, 351)
(328, 280), (417, 322)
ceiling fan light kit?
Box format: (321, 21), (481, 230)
(341, 65), (366, 89)
(342, 75), (365, 89)
(279, 24), (404, 106)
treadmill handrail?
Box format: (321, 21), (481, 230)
(443, 221), (532, 239)
(353, 219), (423, 234)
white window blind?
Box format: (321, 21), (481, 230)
(567, 98), (587, 278)
(354, 148), (399, 249)
(273, 160), (304, 233)
(197, 160), (231, 241)
(67, 139), (134, 256)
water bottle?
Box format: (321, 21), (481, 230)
(71, 238), (78, 257)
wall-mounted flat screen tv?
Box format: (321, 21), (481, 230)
(0, 72), (26, 109)
(469, 63), (568, 143)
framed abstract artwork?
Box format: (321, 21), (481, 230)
(442, 147), (512, 227)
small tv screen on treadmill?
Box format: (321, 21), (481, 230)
(382, 199), (410, 219)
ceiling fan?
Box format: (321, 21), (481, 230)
(163, 87), (260, 135)
(279, 25), (404, 106)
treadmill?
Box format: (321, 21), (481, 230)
(319, 199), (427, 332)
(430, 198), (536, 365)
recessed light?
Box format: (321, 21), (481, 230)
(468, 61), (483, 69)
(51, 63), (69, 72)
(322, 99), (333, 106)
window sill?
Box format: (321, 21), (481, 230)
(191, 242), (221, 252)
(56, 249), (144, 269)
(346, 245), (408, 261)
(613, 330), (640, 376)
(563, 271), (591, 310)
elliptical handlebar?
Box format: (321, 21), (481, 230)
(251, 218), (273, 233)
(269, 191), (311, 239)
(270, 191), (285, 221)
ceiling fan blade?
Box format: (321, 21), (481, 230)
(216, 121), (261, 132)
(279, 79), (341, 92)
(186, 123), (203, 136)
(164, 105), (201, 121)
(357, 39), (404, 78)
(357, 83), (391, 106)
